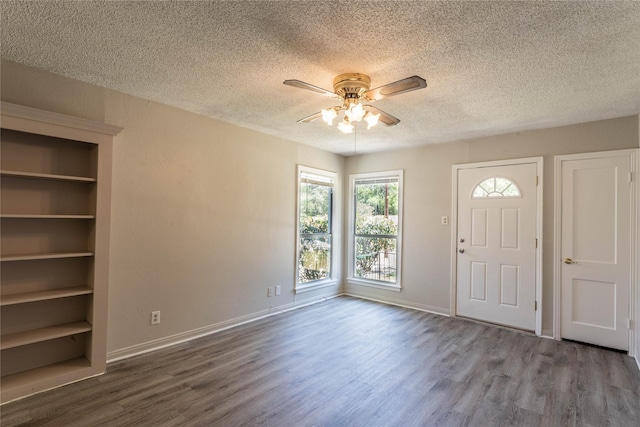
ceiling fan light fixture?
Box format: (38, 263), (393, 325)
(345, 102), (365, 122)
(364, 111), (380, 129)
(321, 108), (338, 125)
(337, 118), (354, 134)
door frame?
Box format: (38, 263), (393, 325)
(553, 149), (638, 356)
(451, 157), (544, 336)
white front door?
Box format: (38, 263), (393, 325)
(559, 152), (633, 350)
(456, 162), (538, 331)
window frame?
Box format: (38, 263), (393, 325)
(295, 165), (338, 293)
(347, 170), (404, 291)
(472, 176), (521, 198)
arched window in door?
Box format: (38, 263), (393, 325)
(472, 177), (521, 198)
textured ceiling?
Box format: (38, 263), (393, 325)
(1, 1), (639, 155)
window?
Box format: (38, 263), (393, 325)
(348, 170), (403, 290)
(472, 177), (521, 198)
(296, 166), (336, 290)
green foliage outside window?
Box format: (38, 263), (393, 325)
(354, 181), (399, 281)
(355, 215), (397, 278)
(355, 183), (398, 216)
(300, 213), (328, 234)
(299, 180), (331, 283)
(299, 214), (330, 283)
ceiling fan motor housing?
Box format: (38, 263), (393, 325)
(333, 73), (371, 99)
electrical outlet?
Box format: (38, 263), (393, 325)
(267, 287), (273, 297)
(441, 216), (449, 226)
(275, 285), (281, 296)
(151, 311), (161, 325)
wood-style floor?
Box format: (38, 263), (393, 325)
(1, 296), (639, 426)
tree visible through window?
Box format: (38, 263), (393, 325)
(353, 173), (402, 284)
(298, 168), (334, 285)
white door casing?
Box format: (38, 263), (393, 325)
(452, 159), (542, 333)
(555, 150), (637, 352)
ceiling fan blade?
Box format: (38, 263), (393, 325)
(297, 111), (323, 123)
(363, 105), (400, 126)
(365, 75), (427, 101)
(283, 79), (338, 98)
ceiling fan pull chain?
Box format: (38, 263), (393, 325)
(354, 125), (357, 155)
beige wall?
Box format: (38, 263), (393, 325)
(1, 60), (345, 356)
(345, 115), (640, 334)
(3, 59), (638, 357)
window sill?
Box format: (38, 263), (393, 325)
(347, 278), (402, 292)
(295, 279), (339, 294)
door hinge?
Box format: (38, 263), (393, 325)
(536, 176), (539, 186)
(629, 172), (633, 183)
(535, 238), (538, 248)
(535, 301), (538, 311)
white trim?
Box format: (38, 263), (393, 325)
(450, 168), (459, 321)
(107, 293), (342, 363)
(1, 102), (122, 136)
(631, 149), (638, 358)
(347, 278), (402, 292)
(535, 160), (544, 336)
(637, 145), (640, 361)
(294, 279), (339, 294)
(344, 292), (449, 316)
(541, 329), (555, 339)
(451, 157), (543, 336)
(553, 156), (562, 341)
(347, 169), (404, 289)
(1, 372), (105, 405)
(295, 165), (338, 293)
(553, 149), (638, 357)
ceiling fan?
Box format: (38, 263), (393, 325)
(283, 73), (427, 134)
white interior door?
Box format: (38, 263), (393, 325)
(560, 153), (632, 350)
(456, 163), (537, 330)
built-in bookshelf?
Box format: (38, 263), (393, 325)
(0, 102), (121, 404)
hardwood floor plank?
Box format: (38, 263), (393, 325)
(514, 354), (551, 414)
(1, 296), (638, 426)
(540, 388), (576, 427)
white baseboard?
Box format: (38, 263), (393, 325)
(107, 293), (342, 363)
(344, 292), (449, 316)
(541, 329), (555, 339)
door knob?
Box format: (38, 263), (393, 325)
(563, 258), (576, 264)
(459, 249), (465, 253)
